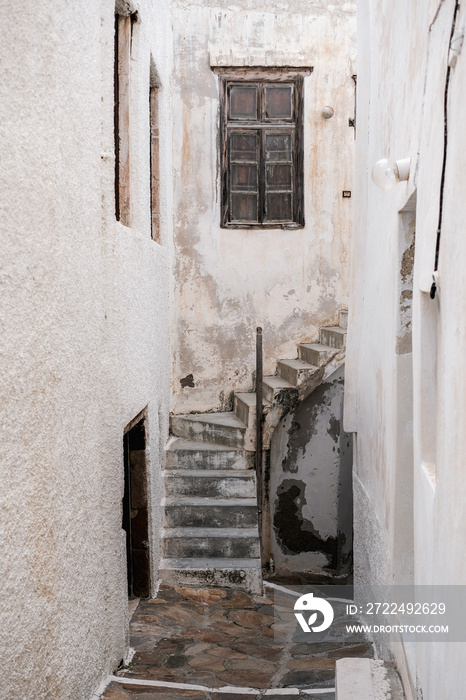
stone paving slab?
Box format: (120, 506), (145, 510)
(104, 684), (336, 700)
(101, 584), (374, 699)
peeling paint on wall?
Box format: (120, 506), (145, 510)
(396, 209), (416, 355)
(274, 479), (338, 569)
(170, 0), (356, 414)
(269, 366), (352, 578)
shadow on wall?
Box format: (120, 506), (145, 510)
(268, 366), (353, 582)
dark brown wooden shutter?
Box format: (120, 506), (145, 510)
(229, 132), (259, 223)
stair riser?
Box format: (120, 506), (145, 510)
(339, 309), (348, 329)
(163, 536), (260, 558)
(234, 394), (272, 433)
(159, 566), (262, 594)
(263, 383), (298, 404)
(170, 417), (245, 448)
(165, 505), (258, 528)
(320, 328), (346, 349)
(277, 362), (315, 386)
(298, 345), (334, 367)
(165, 475), (256, 499)
(166, 449), (252, 471)
(263, 383), (277, 404)
(234, 396), (253, 427)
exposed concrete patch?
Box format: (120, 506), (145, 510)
(396, 212), (415, 356)
(115, 0), (139, 17)
(273, 480), (338, 569)
(371, 660), (392, 698)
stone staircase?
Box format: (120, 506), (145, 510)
(159, 310), (348, 593)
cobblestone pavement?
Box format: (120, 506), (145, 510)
(101, 583), (374, 700)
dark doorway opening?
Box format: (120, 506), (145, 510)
(123, 416), (150, 597)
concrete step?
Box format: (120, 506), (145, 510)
(298, 342), (337, 367)
(164, 497), (258, 528)
(165, 438), (252, 470)
(336, 658), (403, 699)
(262, 375), (298, 404)
(320, 325), (347, 349)
(162, 527), (260, 558)
(159, 557), (262, 593)
(277, 358), (319, 386)
(164, 469), (256, 498)
(234, 392), (271, 428)
(340, 308), (348, 329)
(170, 412), (247, 448)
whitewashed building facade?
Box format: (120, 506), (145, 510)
(345, 0), (466, 697)
(0, 1), (173, 698)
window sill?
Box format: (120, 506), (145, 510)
(221, 222), (304, 230)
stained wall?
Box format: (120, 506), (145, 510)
(270, 367), (353, 578)
(170, 0), (357, 414)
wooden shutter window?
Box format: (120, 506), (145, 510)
(264, 131), (294, 223)
(220, 73), (305, 229)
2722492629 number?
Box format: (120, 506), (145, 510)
(361, 602), (446, 615)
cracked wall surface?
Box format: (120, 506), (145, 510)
(169, 0), (356, 414)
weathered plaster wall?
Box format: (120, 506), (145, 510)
(170, 0), (356, 413)
(0, 1), (173, 699)
(345, 0), (466, 697)
(270, 367), (352, 578)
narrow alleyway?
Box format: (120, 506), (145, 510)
(100, 584), (375, 700)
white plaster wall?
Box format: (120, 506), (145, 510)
(345, 0), (466, 697)
(0, 1), (173, 699)
(170, 0), (356, 414)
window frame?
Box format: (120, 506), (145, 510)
(114, 12), (134, 226)
(216, 68), (311, 230)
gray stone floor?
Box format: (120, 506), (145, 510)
(101, 584), (374, 700)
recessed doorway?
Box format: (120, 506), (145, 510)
(123, 415), (150, 597)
